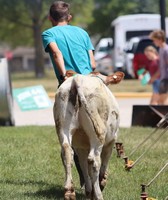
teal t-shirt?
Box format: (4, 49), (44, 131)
(42, 25), (94, 82)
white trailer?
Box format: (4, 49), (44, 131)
(111, 13), (168, 72)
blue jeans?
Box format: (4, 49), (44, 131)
(152, 79), (160, 93)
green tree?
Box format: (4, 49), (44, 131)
(0, 0), (54, 77)
(1, 0), (167, 77)
(69, 0), (94, 28)
(0, 0), (94, 77)
(88, 0), (161, 38)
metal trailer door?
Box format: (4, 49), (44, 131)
(0, 58), (15, 126)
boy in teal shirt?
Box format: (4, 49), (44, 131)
(42, 1), (124, 85)
(42, 24), (95, 83)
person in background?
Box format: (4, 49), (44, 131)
(144, 45), (160, 105)
(133, 48), (150, 79)
(41, 1), (124, 87)
(149, 30), (168, 105)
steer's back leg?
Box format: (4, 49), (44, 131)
(54, 105), (77, 199)
(74, 149), (93, 198)
(99, 139), (115, 191)
(88, 142), (104, 200)
(60, 136), (76, 200)
(79, 108), (105, 200)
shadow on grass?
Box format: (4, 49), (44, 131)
(1, 179), (85, 199)
(25, 186), (85, 199)
(25, 186), (63, 199)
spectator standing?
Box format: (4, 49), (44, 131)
(144, 46), (160, 105)
(149, 30), (168, 105)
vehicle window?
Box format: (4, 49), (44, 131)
(98, 45), (112, 52)
(126, 30), (153, 41)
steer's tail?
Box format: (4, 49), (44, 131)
(73, 75), (106, 144)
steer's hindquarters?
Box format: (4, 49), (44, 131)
(73, 75), (119, 200)
(54, 75), (120, 200)
(54, 77), (80, 200)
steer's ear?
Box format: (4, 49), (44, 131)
(105, 71), (125, 85)
(114, 71), (125, 80)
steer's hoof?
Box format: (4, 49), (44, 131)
(64, 189), (76, 200)
(85, 191), (92, 199)
(100, 178), (107, 191)
(99, 172), (108, 191)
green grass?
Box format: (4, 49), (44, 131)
(11, 69), (59, 94)
(11, 69), (152, 93)
(0, 126), (167, 200)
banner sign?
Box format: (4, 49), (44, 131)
(13, 85), (52, 111)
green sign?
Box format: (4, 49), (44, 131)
(13, 85), (52, 111)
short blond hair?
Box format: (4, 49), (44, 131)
(144, 45), (158, 55)
(149, 29), (166, 41)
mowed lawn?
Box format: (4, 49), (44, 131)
(0, 126), (167, 200)
(11, 69), (153, 93)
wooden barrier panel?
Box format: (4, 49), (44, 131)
(131, 105), (168, 127)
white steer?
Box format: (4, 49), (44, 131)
(53, 74), (120, 200)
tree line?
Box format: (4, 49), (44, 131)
(0, 0), (165, 77)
